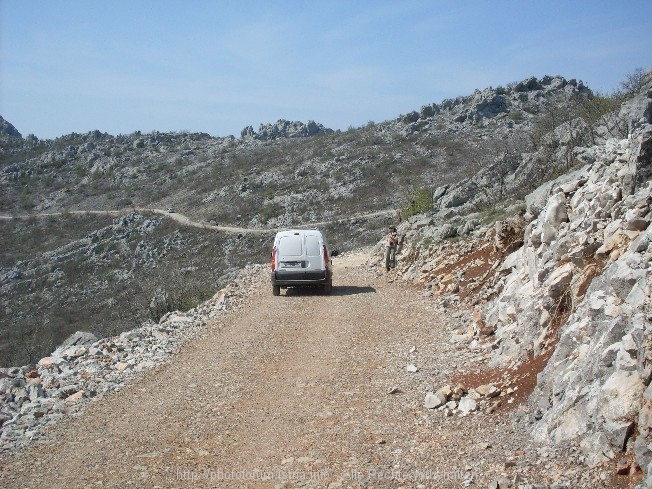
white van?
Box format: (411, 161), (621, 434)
(270, 229), (339, 296)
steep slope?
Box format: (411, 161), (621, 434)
(380, 69), (652, 486)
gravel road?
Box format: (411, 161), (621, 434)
(0, 253), (618, 488)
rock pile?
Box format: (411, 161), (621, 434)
(473, 124), (652, 476)
(424, 382), (515, 416)
(0, 264), (266, 454)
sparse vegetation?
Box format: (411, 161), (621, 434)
(0, 213), (268, 366)
(508, 110), (523, 122)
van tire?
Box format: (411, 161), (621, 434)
(272, 285), (281, 296)
(323, 281), (333, 294)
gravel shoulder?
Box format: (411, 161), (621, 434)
(0, 252), (607, 488)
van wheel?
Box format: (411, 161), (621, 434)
(272, 285), (281, 296)
(323, 281), (333, 294)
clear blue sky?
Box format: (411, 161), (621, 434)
(1, 1), (651, 140)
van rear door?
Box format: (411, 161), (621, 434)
(277, 232), (305, 269)
(304, 232), (323, 271)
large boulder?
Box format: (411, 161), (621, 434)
(475, 94), (508, 118)
(54, 331), (98, 353)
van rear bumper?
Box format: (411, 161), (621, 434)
(271, 270), (330, 286)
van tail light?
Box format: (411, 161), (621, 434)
(271, 246), (277, 271)
(323, 245), (330, 270)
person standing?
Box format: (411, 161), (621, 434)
(385, 226), (399, 271)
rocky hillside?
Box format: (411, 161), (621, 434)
(0, 211), (270, 366)
(0, 72), (641, 368)
(0, 117), (22, 140)
(372, 70), (652, 486)
(0, 75), (615, 225)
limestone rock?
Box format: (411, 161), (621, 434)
(458, 397), (477, 413)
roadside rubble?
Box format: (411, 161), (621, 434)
(0, 264), (266, 454)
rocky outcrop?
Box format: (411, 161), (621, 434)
(0, 116), (22, 139)
(240, 119), (332, 140)
(379, 72), (652, 484)
(415, 75), (588, 129)
(483, 129), (652, 482)
(410, 75), (634, 217)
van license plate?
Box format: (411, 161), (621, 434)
(283, 262), (302, 268)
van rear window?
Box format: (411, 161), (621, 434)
(279, 235), (302, 256)
(305, 235), (321, 257)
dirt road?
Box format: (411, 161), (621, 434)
(0, 253), (570, 488)
(0, 208), (396, 235)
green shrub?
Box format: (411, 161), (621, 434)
(403, 187), (433, 218)
(259, 202), (282, 224)
(74, 164), (88, 177)
(480, 205), (508, 225)
(509, 111), (523, 122)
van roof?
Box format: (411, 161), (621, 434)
(275, 228), (323, 235)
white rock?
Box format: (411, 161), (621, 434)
(580, 432), (615, 466)
(615, 348), (638, 372)
(424, 391), (447, 409)
(600, 370), (645, 420)
(550, 408), (589, 444)
(458, 397), (477, 413)
(544, 262), (574, 299)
